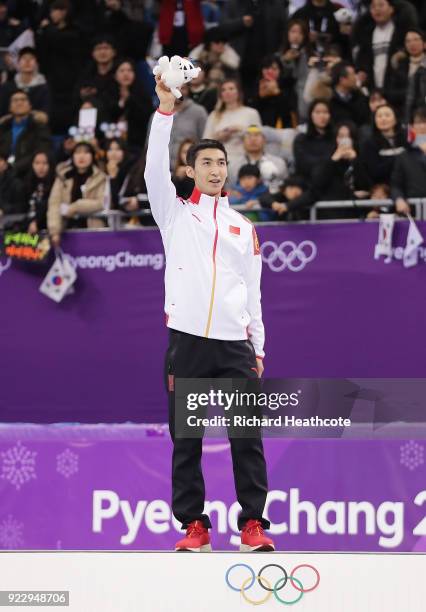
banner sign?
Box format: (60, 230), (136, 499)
(0, 426), (425, 552)
(0, 223), (425, 423)
(2, 232), (50, 262)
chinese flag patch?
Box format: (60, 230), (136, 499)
(168, 374), (175, 392)
(252, 226), (260, 255)
(229, 225), (240, 235)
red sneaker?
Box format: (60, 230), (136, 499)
(240, 519), (275, 552)
(175, 520), (212, 552)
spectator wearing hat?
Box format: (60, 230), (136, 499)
(48, 141), (108, 246)
(0, 90), (51, 177)
(228, 163), (268, 216)
(190, 27), (240, 75)
(0, 47), (50, 118)
(228, 124), (288, 194)
(73, 35), (117, 110)
(329, 61), (370, 126)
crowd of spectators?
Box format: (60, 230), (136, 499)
(1, 0), (426, 241)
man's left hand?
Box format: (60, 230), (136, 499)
(256, 358), (264, 378)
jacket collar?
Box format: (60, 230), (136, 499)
(188, 186), (229, 208)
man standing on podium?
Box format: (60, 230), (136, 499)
(144, 73), (274, 553)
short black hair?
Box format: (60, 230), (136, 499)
(405, 28), (426, 42)
(260, 54), (282, 71)
(238, 164), (260, 179)
(18, 46), (38, 60)
(92, 33), (117, 50)
(186, 139), (228, 168)
(413, 105), (426, 123)
(282, 176), (305, 191)
(50, 0), (69, 10)
(10, 88), (30, 101)
(331, 61), (353, 88)
(368, 0), (395, 5)
(204, 26), (228, 45)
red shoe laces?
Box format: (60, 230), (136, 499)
(246, 520), (263, 536)
(187, 521), (205, 537)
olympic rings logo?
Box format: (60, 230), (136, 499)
(225, 562), (320, 606)
(261, 241), (317, 272)
(0, 257), (12, 278)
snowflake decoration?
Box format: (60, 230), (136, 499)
(0, 441), (37, 490)
(400, 440), (424, 471)
(0, 515), (24, 549)
(56, 448), (79, 479)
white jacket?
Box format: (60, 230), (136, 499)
(144, 110), (265, 359)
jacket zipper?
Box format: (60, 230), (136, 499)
(204, 197), (219, 337)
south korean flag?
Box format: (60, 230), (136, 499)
(39, 249), (77, 303)
(403, 215), (424, 268)
(374, 213), (395, 263)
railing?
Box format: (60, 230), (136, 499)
(309, 199), (426, 222)
(1, 198), (425, 233)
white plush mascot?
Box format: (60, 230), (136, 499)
(153, 55), (201, 99)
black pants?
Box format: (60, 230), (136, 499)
(164, 328), (270, 531)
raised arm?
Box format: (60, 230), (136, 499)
(144, 75), (178, 230)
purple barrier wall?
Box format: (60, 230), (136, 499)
(0, 426), (425, 552)
(1, 222), (425, 422)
